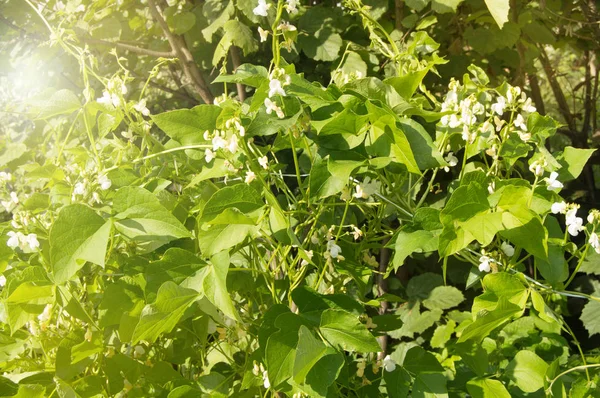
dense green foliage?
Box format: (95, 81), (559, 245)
(1, 0), (600, 397)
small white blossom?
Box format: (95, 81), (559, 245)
(326, 240), (342, 259)
(479, 255), (492, 273)
(522, 98), (536, 113)
(253, 0), (270, 16)
(6, 231), (20, 249)
(73, 182), (87, 196)
(545, 172), (563, 191)
(25, 234), (40, 251)
(0, 275), (6, 287)
(501, 242), (515, 257)
(491, 96), (506, 116)
(285, 0), (300, 14)
(228, 135), (239, 154)
(262, 370), (270, 389)
(589, 232), (600, 254)
(264, 98), (285, 118)
(551, 201), (568, 214)
(514, 114), (527, 131)
(235, 120), (245, 137)
(268, 79), (286, 97)
(353, 177), (381, 200)
(383, 355), (396, 372)
(37, 304), (52, 323)
(98, 174), (111, 190)
(277, 21), (297, 32)
(245, 171), (256, 184)
(212, 135), (228, 151)
(258, 27), (269, 42)
(0, 172), (11, 182)
(134, 99), (150, 116)
(443, 152), (458, 172)
(205, 149), (216, 163)
(133, 345), (145, 358)
(258, 156), (269, 169)
(566, 208), (584, 237)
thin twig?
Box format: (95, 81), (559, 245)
(83, 37), (176, 58)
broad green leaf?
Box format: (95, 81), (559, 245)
(202, 0), (234, 42)
(430, 320), (456, 348)
(131, 282), (199, 344)
(50, 205), (111, 284)
(197, 223), (258, 257)
(384, 367), (412, 397)
(151, 105), (222, 145)
(431, 0), (463, 14)
(403, 346), (444, 374)
(484, 0), (510, 28)
(212, 64), (269, 88)
(466, 378), (511, 398)
(32, 89), (81, 119)
(422, 286), (464, 310)
(298, 29), (342, 62)
(393, 229), (439, 270)
(556, 146), (596, 181)
(293, 326), (330, 383)
(212, 20), (258, 66)
(145, 248), (206, 295)
(440, 182), (489, 224)
(535, 244), (568, 284)
(113, 186), (191, 249)
(397, 118), (445, 170)
(266, 324), (299, 387)
(166, 11), (196, 35)
(407, 273), (443, 300)
(580, 280), (600, 337)
(455, 341), (489, 377)
(200, 184), (263, 223)
(309, 160), (346, 199)
(458, 299), (522, 342)
(292, 352), (344, 398)
(506, 350), (549, 393)
(365, 116), (420, 174)
(412, 372), (448, 398)
(500, 206), (547, 260)
(319, 309), (380, 352)
(9, 384), (45, 398)
(527, 112), (560, 140)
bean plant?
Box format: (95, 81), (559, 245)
(1, 0), (600, 397)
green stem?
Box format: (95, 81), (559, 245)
(564, 236), (592, 288)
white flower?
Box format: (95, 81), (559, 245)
(25, 234), (40, 251)
(491, 96), (506, 116)
(529, 161), (544, 177)
(205, 149), (216, 163)
(264, 98), (285, 118)
(522, 98), (536, 113)
(517, 131), (531, 142)
(7, 231), (20, 249)
(235, 120), (245, 137)
(212, 135), (228, 151)
(245, 171), (256, 184)
(253, 0), (270, 16)
(134, 345), (145, 358)
(98, 174), (111, 190)
(514, 114), (527, 131)
(10, 192), (18, 203)
(228, 135), (239, 154)
(0, 172), (11, 182)
(326, 240), (342, 259)
(501, 242), (515, 257)
(590, 232), (600, 254)
(545, 172), (563, 191)
(258, 27), (269, 42)
(443, 152), (458, 172)
(383, 355), (396, 372)
(134, 99), (150, 116)
(268, 79), (286, 97)
(566, 208), (584, 237)
(353, 177), (381, 199)
(262, 370), (270, 389)
(277, 21), (297, 32)
(258, 156), (269, 169)
(551, 201), (568, 214)
(0, 275), (6, 287)
(479, 255), (492, 273)
(97, 91), (119, 107)
(37, 304), (52, 323)
(73, 182), (87, 196)
(285, 0), (300, 14)
(351, 225), (362, 241)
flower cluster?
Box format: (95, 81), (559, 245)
(7, 231), (40, 253)
(97, 77), (128, 109)
(551, 201), (584, 236)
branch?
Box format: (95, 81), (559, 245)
(147, 0), (214, 104)
(528, 72), (546, 115)
(83, 37), (176, 58)
(229, 46), (246, 102)
(582, 50), (593, 136)
(376, 240), (390, 360)
(538, 46), (578, 136)
(395, 0), (404, 30)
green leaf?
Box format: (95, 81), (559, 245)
(403, 346), (444, 374)
(151, 105), (222, 145)
(384, 367), (412, 397)
(506, 350), (549, 393)
(440, 182), (489, 224)
(412, 372), (448, 398)
(431, 0), (463, 14)
(201, 0), (234, 42)
(298, 29), (342, 62)
(527, 112), (560, 140)
(484, 0), (510, 28)
(197, 223), (258, 257)
(500, 206), (547, 260)
(393, 229), (439, 270)
(407, 273), (443, 300)
(212, 20), (258, 66)
(32, 89), (81, 119)
(466, 378), (511, 398)
(397, 118), (445, 170)
(455, 341), (489, 377)
(580, 280), (600, 337)
(293, 352), (344, 398)
(319, 309), (380, 352)
(266, 324), (299, 388)
(366, 116), (420, 174)
(167, 11), (196, 35)
(200, 184), (263, 223)
(430, 320), (456, 348)
(556, 146), (596, 181)
(131, 282), (199, 344)
(293, 326), (330, 383)
(50, 205), (111, 284)
(422, 286), (464, 310)
(535, 244), (568, 284)
(458, 299), (522, 343)
(113, 186), (191, 250)
(309, 160), (346, 199)
(213, 64), (269, 88)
